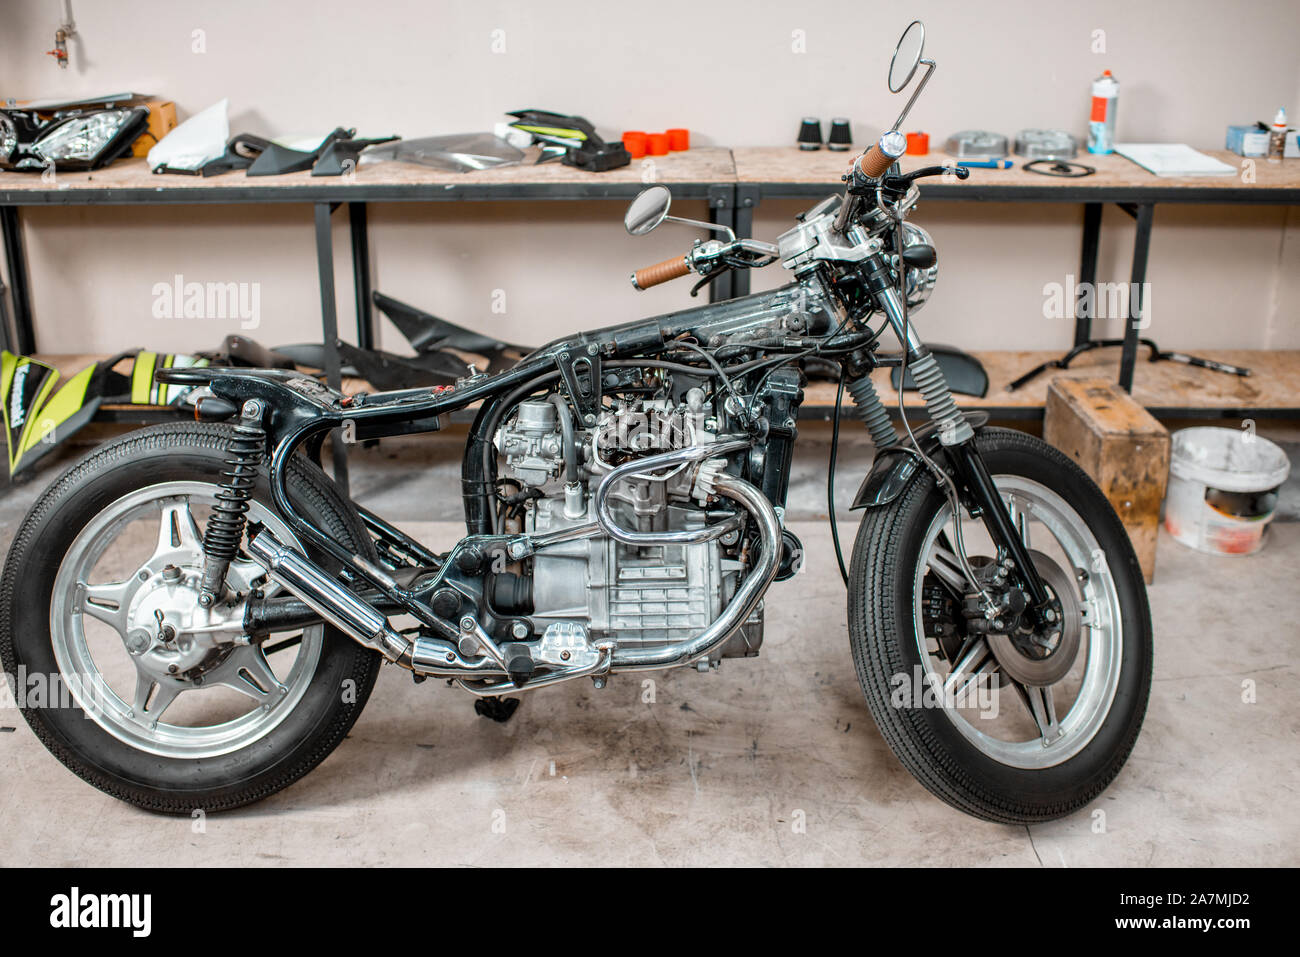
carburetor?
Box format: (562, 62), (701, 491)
(498, 400), (566, 487)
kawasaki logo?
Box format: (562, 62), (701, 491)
(9, 363), (29, 428)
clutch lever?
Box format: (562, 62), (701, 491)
(882, 165), (970, 191)
(687, 239), (779, 297)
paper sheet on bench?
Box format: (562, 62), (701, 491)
(1115, 144), (1236, 177)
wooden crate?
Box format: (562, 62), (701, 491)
(1043, 378), (1170, 583)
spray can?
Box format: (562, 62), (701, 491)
(1087, 69), (1119, 155)
(1268, 108), (1288, 164)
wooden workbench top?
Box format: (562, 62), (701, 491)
(4, 147), (1296, 203)
(799, 347), (1300, 416)
(731, 147), (1300, 196)
(0, 147), (738, 200)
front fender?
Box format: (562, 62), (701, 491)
(850, 411), (989, 510)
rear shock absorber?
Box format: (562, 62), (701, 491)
(199, 399), (265, 607)
(846, 373), (899, 451)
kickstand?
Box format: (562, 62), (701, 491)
(1007, 337), (1252, 392)
(474, 696), (521, 723)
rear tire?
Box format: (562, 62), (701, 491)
(0, 424), (383, 813)
(847, 427), (1152, 824)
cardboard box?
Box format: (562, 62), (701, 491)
(1225, 124), (1270, 157)
(130, 98), (177, 157)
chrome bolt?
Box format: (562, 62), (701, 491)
(459, 616), (475, 633)
(560, 650), (571, 661)
(586, 343), (599, 356)
(591, 676), (606, 690)
(162, 564), (182, 583)
(511, 621), (529, 639)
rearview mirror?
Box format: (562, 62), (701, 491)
(624, 185), (672, 236)
(889, 21), (925, 93)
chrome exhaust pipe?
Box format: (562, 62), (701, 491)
(246, 529), (412, 663)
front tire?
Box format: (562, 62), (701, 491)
(0, 424), (383, 813)
(848, 427), (1152, 824)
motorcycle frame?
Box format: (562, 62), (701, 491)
(159, 259), (1053, 659)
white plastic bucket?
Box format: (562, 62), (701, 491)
(1165, 427), (1291, 555)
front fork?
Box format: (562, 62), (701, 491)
(943, 441), (1052, 617)
(863, 254), (1053, 620)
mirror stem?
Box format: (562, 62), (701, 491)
(891, 58), (936, 132)
(665, 215), (736, 242)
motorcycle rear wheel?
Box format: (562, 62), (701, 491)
(0, 424), (382, 813)
(847, 427), (1152, 823)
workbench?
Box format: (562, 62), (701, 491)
(2, 147), (1298, 474)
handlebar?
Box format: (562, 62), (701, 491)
(856, 143), (896, 179)
(631, 255), (691, 290)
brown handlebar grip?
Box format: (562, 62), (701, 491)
(632, 256), (691, 290)
(856, 143), (894, 179)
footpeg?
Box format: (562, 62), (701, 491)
(504, 643), (536, 685)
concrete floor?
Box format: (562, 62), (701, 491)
(1, 425), (1297, 866)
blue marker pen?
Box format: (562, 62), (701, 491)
(957, 159), (1014, 169)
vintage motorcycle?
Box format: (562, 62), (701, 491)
(1, 22), (1150, 823)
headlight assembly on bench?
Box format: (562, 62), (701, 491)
(0, 106), (149, 171)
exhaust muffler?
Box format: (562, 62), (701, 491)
(245, 529), (412, 663)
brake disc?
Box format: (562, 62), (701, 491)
(986, 549), (1082, 687)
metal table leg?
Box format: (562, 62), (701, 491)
(313, 202), (349, 493)
(1117, 203), (1154, 392)
(1009, 200), (1158, 395)
(707, 184), (735, 302)
(1074, 202), (1102, 346)
(1, 206), (36, 354)
(348, 202), (374, 350)
(730, 184), (761, 298)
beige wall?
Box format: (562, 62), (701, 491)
(2, 0), (1298, 356)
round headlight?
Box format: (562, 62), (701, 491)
(893, 222), (939, 314)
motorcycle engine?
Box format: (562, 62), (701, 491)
(495, 388), (763, 663)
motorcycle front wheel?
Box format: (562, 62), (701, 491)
(848, 427), (1152, 824)
(0, 424), (382, 813)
